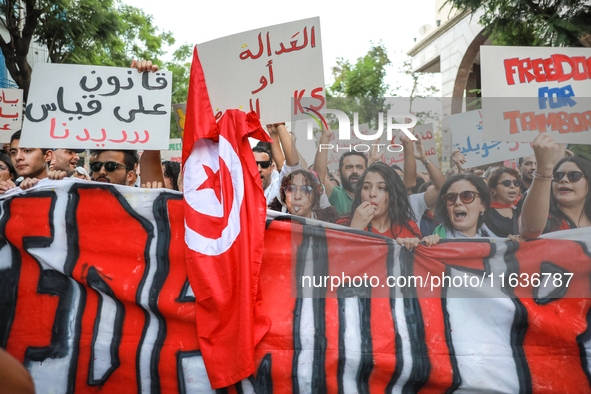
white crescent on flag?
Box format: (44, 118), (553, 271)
(184, 136), (244, 256)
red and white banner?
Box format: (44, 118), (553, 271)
(1, 181), (591, 393)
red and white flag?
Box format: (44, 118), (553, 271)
(182, 46), (272, 389)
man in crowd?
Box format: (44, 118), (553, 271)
(253, 146), (279, 205)
(9, 130), (52, 181)
(89, 149), (139, 186)
(518, 155), (536, 193)
(51, 148), (84, 176)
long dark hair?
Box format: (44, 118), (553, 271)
(0, 153), (16, 181)
(549, 156), (591, 230)
(162, 160), (181, 191)
(269, 169), (339, 223)
(487, 167), (521, 201)
(435, 174), (491, 234)
(348, 162), (420, 237)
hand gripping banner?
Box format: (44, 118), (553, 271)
(1, 180), (591, 393)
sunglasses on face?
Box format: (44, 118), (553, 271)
(286, 184), (314, 196)
(90, 161), (132, 173)
(497, 179), (521, 188)
(256, 161), (271, 169)
(552, 171), (584, 183)
(441, 191), (480, 206)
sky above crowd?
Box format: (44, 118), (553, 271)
(122, 0), (441, 95)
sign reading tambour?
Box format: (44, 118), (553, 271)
(449, 110), (534, 167)
(20, 63), (172, 150)
(481, 46), (591, 144)
(197, 17), (325, 125)
(0, 89), (23, 143)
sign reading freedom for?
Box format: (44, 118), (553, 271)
(20, 64), (172, 150)
(2, 181), (591, 393)
(324, 123), (438, 172)
(481, 46), (591, 144)
(197, 17), (325, 125)
(448, 110), (534, 167)
(0, 89), (23, 143)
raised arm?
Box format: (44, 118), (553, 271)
(266, 124), (285, 171)
(313, 125), (334, 197)
(131, 59), (165, 185)
(414, 132), (445, 207)
(451, 149), (466, 174)
(276, 124), (299, 167)
(399, 131), (416, 191)
(519, 134), (561, 239)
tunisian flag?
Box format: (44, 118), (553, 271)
(182, 46), (272, 388)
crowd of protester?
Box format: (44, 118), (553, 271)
(263, 119), (591, 247)
(0, 58), (589, 246)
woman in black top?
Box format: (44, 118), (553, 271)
(485, 167), (522, 237)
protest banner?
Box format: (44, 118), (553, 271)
(172, 103), (186, 137)
(325, 123), (438, 172)
(448, 110), (534, 167)
(2, 181), (591, 393)
(161, 138), (182, 162)
(196, 17), (325, 125)
(0, 89), (23, 143)
(20, 63), (172, 150)
(481, 46), (591, 144)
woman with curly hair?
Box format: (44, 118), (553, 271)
(269, 168), (339, 223)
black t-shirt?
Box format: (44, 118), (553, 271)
(484, 198), (524, 238)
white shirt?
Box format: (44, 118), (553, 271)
(409, 192), (428, 223)
(264, 169), (280, 205)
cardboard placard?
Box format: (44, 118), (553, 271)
(172, 103), (186, 137)
(197, 17), (325, 124)
(448, 110), (534, 167)
(161, 138), (182, 162)
(325, 123), (438, 172)
(0, 89), (23, 143)
(21, 63), (172, 150)
(481, 46), (591, 143)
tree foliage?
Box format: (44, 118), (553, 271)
(165, 43), (193, 138)
(443, 0), (591, 47)
(0, 0), (175, 99)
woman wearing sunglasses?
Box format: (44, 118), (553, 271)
(269, 169), (339, 223)
(339, 162), (425, 249)
(432, 173), (494, 238)
(484, 167), (522, 237)
(519, 134), (591, 238)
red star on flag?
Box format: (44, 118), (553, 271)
(196, 165), (222, 203)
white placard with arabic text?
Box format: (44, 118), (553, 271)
(0, 89), (23, 143)
(449, 110), (534, 168)
(20, 63), (172, 150)
(197, 17), (325, 125)
(161, 138), (182, 162)
(325, 123), (438, 172)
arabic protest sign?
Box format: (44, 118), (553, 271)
(161, 138), (182, 162)
(2, 181), (591, 393)
(172, 103), (186, 137)
(0, 89), (23, 143)
(197, 17), (325, 125)
(481, 46), (591, 144)
(449, 110), (534, 168)
(20, 63), (172, 150)
(325, 123), (438, 172)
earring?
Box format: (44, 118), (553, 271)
(479, 211), (484, 216)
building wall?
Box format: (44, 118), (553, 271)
(408, 8), (488, 167)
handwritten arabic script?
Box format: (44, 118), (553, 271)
(0, 89), (23, 143)
(197, 17), (325, 125)
(20, 63), (172, 150)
